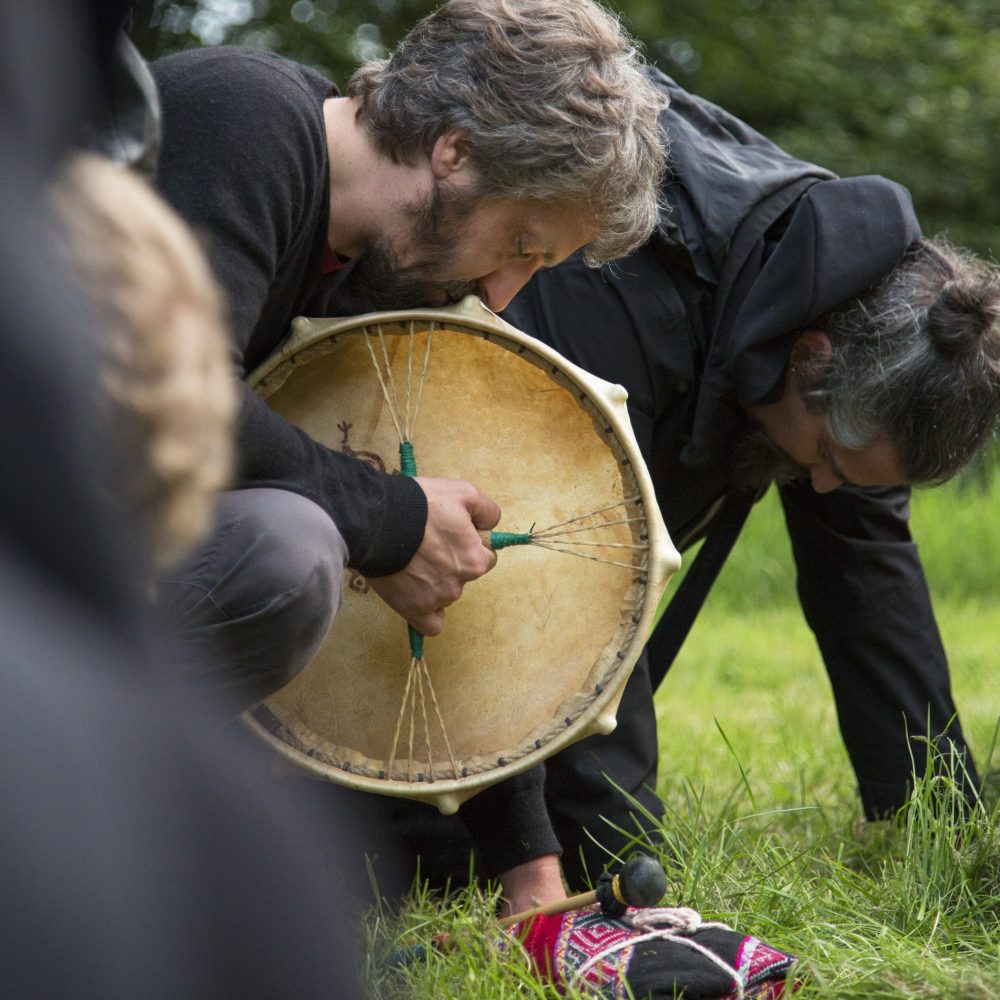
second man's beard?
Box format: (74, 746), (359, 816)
(729, 421), (808, 492)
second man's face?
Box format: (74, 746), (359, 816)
(745, 353), (908, 494)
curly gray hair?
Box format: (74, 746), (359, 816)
(347, 0), (667, 265)
(800, 238), (1000, 484)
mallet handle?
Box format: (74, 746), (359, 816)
(498, 888), (599, 929)
(387, 887), (609, 966)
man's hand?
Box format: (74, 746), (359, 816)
(368, 476), (500, 636)
(498, 854), (567, 918)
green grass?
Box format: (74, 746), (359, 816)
(662, 600), (1000, 809)
(367, 468), (1000, 998)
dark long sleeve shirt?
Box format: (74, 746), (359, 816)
(152, 47), (426, 577)
(151, 46), (558, 873)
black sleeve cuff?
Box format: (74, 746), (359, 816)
(459, 766), (562, 879)
(352, 473), (427, 578)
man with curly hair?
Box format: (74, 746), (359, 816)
(150, 0), (667, 912)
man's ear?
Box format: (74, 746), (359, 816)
(429, 129), (471, 179)
(791, 328), (833, 370)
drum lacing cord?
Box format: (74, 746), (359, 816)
(491, 498), (649, 570)
(389, 434), (460, 783)
(367, 323), (465, 781)
(362, 320), (432, 445)
(568, 907), (746, 999)
(387, 636), (459, 781)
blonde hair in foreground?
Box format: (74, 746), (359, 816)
(50, 154), (236, 571)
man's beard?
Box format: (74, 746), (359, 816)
(331, 183), (480, 315)
(730, 421), (808, 492)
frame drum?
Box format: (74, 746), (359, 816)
(244, 297), (679, 814)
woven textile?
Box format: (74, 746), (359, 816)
(506, 906), (799, 999)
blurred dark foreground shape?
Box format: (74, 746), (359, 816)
(0, 2), (364, 995)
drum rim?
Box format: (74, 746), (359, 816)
(242, 296), (679, 813)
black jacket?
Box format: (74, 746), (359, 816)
(502, 70), (975, 819)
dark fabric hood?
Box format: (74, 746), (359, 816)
(645, 69), (922, 468)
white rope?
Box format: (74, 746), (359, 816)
(529, 542), (646, 571)
(536, 497), (640, 534)
(532, 514), (645, 540)
(409, 322), (434, 438)
(362, 330), (405, 442)
(569, 907), (744, 999)
(531, 538), (645, 551)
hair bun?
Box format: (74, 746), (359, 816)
(927, 272), (1000, 356)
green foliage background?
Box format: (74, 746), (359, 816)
(134, 0), (1000, 258)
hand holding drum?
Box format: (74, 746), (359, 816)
(368, 477), (501, 637)
(245, 297), (680, 814)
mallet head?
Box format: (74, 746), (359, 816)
(615, 853), (668, 908)
(596, 853), (668, 915)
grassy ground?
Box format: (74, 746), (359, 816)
(368, 469), (1000, 998)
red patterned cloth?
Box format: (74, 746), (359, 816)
(505, 905), (799, 999)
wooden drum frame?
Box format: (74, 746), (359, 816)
(243, 297), (680, 814)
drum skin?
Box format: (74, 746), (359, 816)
(244, 297), (679, 814)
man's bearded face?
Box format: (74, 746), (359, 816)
(332, 183), (480, 315)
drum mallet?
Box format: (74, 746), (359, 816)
(383, 854), (667, 969)
(498, 852), (668, 928)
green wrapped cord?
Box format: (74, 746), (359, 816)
(399, 440), (417, 477)
(490, 531), (533, 550)
(400, 440), (422, 659)
(407, 624), (424, 660)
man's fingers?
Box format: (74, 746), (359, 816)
(466, 488), (501, 531)
(482, 544), (499, 573)
(369, 478), (501, 633)
(414, 475), (501, 534)
(407, 608), (444, 637)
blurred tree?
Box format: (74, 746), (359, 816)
(130, 0), (434, 82)
(627, 0), (1000, 258)
(134, 0), (998, 469)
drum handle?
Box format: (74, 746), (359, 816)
(401, 441), (533, 655)
(399, 440), (425, 660)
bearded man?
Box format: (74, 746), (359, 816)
(150, 0), (667, 913)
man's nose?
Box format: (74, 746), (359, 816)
(477, 261), (541, 312)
